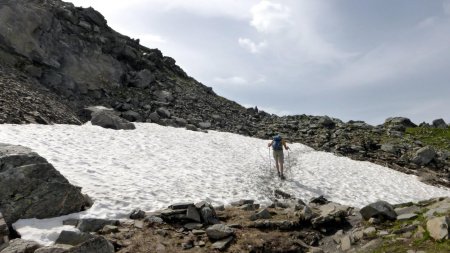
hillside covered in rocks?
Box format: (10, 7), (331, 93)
(0, 0), (449, 186)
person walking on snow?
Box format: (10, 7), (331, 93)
(268, 134), (289, 179)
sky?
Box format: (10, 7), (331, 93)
(67, 0), (450, 125)
(3, 123), (449, 245)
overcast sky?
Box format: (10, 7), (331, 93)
(67, 0), (450, 125)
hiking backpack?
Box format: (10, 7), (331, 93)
(272, 135), (283, 150)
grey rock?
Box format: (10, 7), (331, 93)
(169, 203), (193, 210)
(311, 202), (350, 227)
(250, 208), (271, 221)
(432, 118), (447, 129)
(76, 219), (119, 233)
(0, 144), (91, 225)
(360, 201), (397, 221)
(198, 121), (211, 129)
(393, 224), (417, 234)
(192, 229), (205, 235)
(0, 212), (8, 245)
(384, 117), (417, 129)
(380, 144), (400, 154)
(332, 230), (344, 244)
(129, 209), (146, 220)
(128, 69), (154, 88)
(211, 236), (233, 250)
(186, 205), (201, 222)
(200, 206), (219, 225)
(184, 223), (203, 230)
(298, 205), (315, 222)
(174, 117), (187, 127)
(156, 107), (171, 118)
(0, 239), (41, 253)
(394, 205), (421, 216)
(66, 237), (114, 253)
(340, 235), (352, 251)
(412, 146), (436, 166)
(144, 216), (164, 224)
(62, 219), (79, 226)
(134, 220), (144, 229)
(426, 216), (449, 240)
(34, 244), (73, 253)
(55, 230), (97, 246)
(185, 124), (198, 131)
(363, 227), (377, 237)
(206, 224), (234, 240)
(91, 110), (136, 130)
(154, 90), (173, 103)
(396, 213), (418, 221)
(230, 199), (254, 206)
(100, 225), (119, 234)
(121, 111), (141, 122)
(148, 112), (160, 123)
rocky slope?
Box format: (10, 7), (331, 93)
(0, 0), (448, 186)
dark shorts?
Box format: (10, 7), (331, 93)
(272, 150), (284, 162)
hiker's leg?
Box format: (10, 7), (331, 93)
(280, 152), (285, 177)
(273, 151), (280, 175)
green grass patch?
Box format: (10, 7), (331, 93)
(405, 127), (450, 151)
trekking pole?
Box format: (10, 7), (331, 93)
(268, 147), (271, 173)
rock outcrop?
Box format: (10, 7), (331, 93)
(0, 143), (91, 225)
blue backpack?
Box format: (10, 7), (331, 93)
(272, 135), (283, 150)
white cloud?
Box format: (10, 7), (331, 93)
(68, 0), (256, 20)
(214, 76), (248, 85)
(238, 38), (267, 53)
(331, 20), (450, 88)
(444, 0), (450, 15)
(417, 17), (437, 29)
(250, 1), (291, 33)
(137, 34), (166, 47)
(245, 1), (354, 64)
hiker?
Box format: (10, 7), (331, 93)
(268, 134), (289, 179)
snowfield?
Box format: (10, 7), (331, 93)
(1, 123), (449, 245)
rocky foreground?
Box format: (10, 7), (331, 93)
(1, 0), (449, 189)
(1, 193), (449, 253)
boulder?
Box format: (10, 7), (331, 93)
(34, 244), (73, 253)
(76, 219), (119, 233)
(0, 239), (41, 253)
(66, 237), (114, 253)
(412, 146), (436, 166)
(426, 216), (449, 240)
(384, 117), (417, 130)
(91, 110), (136, 130)
(156, 107), (171, 119)
(55, 230), (97, 246)
(200, 205), (219, 225)
(0, 144), (91, 225)
(128, 69), (154, 88)
(432, 118), (447, 129)
(311, 202), (350, 227)
(154, 90), (173, 103)
(0, 212), (8, 245)
(129, 209), (146, 220)
(186, 205), (201, 223)
(249, 208), (271, 221)
(206, 224), (234, 240)
(211, 236), (233, 250)
(360, 201), (397, 221)
(121, 111), (141, 122)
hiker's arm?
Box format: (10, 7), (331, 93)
(283, 140), (289, 150)
(268, 141), (273, 147)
